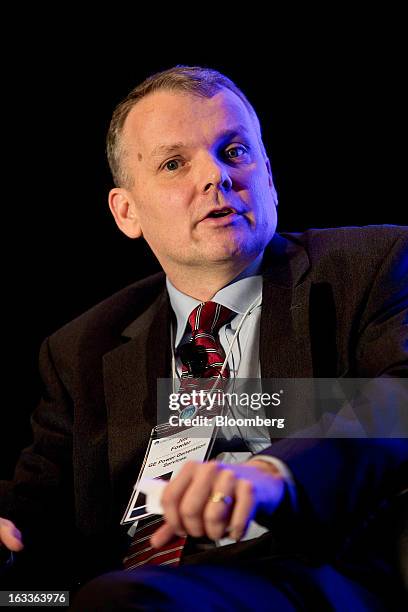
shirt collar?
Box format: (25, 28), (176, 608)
(166, 254), (264, 346)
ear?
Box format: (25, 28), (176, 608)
(265, 158), (278, 207)
(108, 188), (142, 238)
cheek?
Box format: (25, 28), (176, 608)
(246, 180), (277, 238)
(246, 173), (275, 211)
(137, 186), (193, 235)
(151, 179), (192, 208)
(161, 188), (191, 213)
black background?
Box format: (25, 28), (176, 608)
(1, 11), (406, 477)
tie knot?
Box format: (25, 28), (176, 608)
(188, 302), (233, 337)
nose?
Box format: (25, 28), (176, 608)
(200, 154), (232, 195)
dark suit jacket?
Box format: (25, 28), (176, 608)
(1, 226), (407, 597)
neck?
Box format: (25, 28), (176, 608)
(165, 254), (264, 301)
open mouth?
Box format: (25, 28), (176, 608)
(206, 208), (235, 219)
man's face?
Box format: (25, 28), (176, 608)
(116, 88), (278, 273)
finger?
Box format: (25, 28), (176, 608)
(161, 461), (199, 535)
(178, 461), (220, 537)
(203, 468), (236, 540)
(0, 520), (24, 552)
(150, 522), (179, 549)
(227, 479), (255, 541)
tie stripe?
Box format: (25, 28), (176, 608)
(126, 543), (186, 569)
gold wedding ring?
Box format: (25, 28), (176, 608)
(209, 492), (233, 505)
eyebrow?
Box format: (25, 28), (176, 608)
(149, 125), (250, 159)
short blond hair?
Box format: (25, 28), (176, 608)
(106, 65), (267, 187)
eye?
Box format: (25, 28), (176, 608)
(163, 158), (182, 172)
(224, 144), (248, 160)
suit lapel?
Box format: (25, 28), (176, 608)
(260, 233), (313, 379)
(103, 287), (171, 513)
(260, 234), (316, 439)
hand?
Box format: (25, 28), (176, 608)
(150, 459), (285, 548)
(0, 518), (24, 552)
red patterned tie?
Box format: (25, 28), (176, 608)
(182, 301), (233, 382)
(123, 302), (233, 570)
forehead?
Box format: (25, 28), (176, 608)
(122, 88), (256, 155)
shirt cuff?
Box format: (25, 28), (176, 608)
(251, 455), (298, 512)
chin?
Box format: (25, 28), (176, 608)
(200, 242), (253, 265)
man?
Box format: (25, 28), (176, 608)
(0, 66), (407, 610)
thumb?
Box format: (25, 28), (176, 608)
(0, 519), (24, 552)
(150, 522), (181, 549)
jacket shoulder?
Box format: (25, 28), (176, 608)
(283, 224), (407, 258)
(46, 271), (166, 366)
(281, 225), (407, 274)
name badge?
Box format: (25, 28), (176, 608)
(120, 423), (215, 525)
